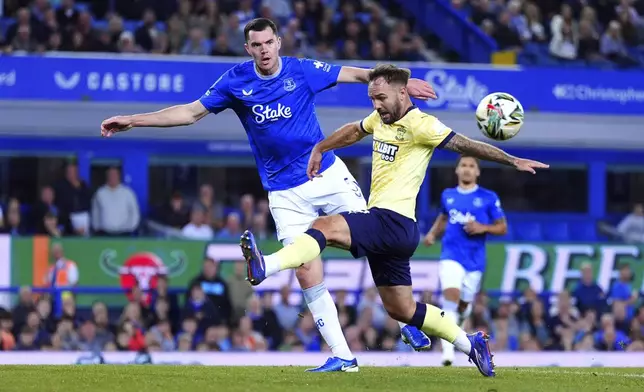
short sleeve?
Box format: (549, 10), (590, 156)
(414, 115), (455, 148)
(488, 192), (506, 222)
(299, 58), (342, 93)
(359, 110), (380, 134)
(199, 73), (233, 114)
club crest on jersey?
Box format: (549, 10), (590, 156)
(395, 127), (407, 141)
(473, 197), (483, 207)
(373, 140), (399, 162)
(283, 78), (296, 92)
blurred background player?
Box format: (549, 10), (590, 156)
(423, 155), (507, 366)
(99, 18), (434, 372)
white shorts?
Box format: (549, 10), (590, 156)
(438, 260), (483, 303)
(268, 157), (367, 244)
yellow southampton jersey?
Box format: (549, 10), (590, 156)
(360, 106), (454, 221)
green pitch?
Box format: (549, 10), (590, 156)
(2, 366), (643, 392)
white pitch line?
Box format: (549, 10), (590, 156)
(522, 369), (644, 379)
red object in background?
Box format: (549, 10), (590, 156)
(128, 328), (146, 351)
(119, 252), (168, 306)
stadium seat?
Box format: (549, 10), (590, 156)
(568, 221), (598, 242)
(543, 222), (570, 242)
(514, 222), (543, 242)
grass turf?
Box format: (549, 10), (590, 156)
(1, 366), (643, 392)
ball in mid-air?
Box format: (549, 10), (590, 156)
(475, 92), (524, 141)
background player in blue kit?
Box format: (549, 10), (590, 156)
(100, 18), (436, 372)
(423, 155), (508, 366)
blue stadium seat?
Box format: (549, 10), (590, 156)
(568, 221), (598, 241)
(543, 222), (570, 242)
(514, 221), (543, 241)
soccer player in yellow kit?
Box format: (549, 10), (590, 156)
(241, 64), (548, 376)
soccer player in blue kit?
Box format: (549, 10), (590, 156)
(100, 18), (436, 372)
(423, 155), (508, 366)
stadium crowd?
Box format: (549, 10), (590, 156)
(0, 0), (426, 61)
(451, 0), (644, 67)
(1, 257), (643, 352)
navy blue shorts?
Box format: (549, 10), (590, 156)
(340, 207), (420, 286)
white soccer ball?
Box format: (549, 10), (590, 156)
(475, 92), (524, 141)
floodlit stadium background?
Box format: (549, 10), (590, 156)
(0, 0), (643, 367)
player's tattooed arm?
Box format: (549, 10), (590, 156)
(441, 133), (549, 174)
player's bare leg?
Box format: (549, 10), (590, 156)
(377, 285), (495, 377)
(294, 257), (357, 372)
(441, 287), (461, 366)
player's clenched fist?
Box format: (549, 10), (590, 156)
(423, 232), (436, 246)
(101, 116), (134, 137)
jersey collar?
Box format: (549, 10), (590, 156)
(254, 57), (283, 80)
(456, 185), (479, 194)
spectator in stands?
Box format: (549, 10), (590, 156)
(601, 21), (640, 68)
(189, 258), (232, 324)
(594, 314), (631, 350)
(198, 184), (224, 230)
(44, 243), (79, 297)
(118, 302), (146, 350)
(470, 0), (496, 26)
(151, 275), (181, 332)
(92, 167), (141, 236)
(548, 291), (579, 350)
(118, 31), (141, 53)
(577, 20), (603, 63)
(239, 194), (255, 229)
(147, 319), (176, 351)
(157, 191), (190, 229)
(618, 9), (641, 47)
(181, 26), (211, 55)
(107, 14), (125, 47)
(16, 327), (39, 350)
(11, 286), (35, 337)
(550, 23), (578, 61)
(29, 186), (58, 235)
(35, 298), (56, 334)
(181, 203), (214, 240)
(225, 261), (254, 322)
(223, 13), (245, 55)
(357, 287), (387, 330)
(251, 213), (270, 240)
(0, 310), (16, 351)
(216, 212), (242, 240)
(182, 282), (221, 334)
(77, 319), (107, 352)
(273, 285), (300, 331)
(235, 315), (267, 351)
(56, 315), (79, 350)
(211, 34), (237, 56)
(56, 0), (79, 37)
(54, 162), (92, 237)
(166, 14), (187, 54)
(494, 11), (523, 50)
(617, 203), (644, 243)
(92, 301), (117, 339)
(573, 262), (606, 315)
(610, 263), (639, 318)
(523, 3), (547, 43)
(247, 293), (283, 349)
(135, 8), (159, 52)
(74, 10), (98, 51)
(263, 0), (292, 20)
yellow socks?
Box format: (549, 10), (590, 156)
(420, 303), (461, 344)
(264, 231), (324, 276)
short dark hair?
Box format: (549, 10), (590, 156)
(368, 64), (411, 86)
(244, 18), (278, 41)
(457, 155), (480, 167)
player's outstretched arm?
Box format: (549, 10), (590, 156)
(307, 121), (367, 179)
(100, 100), (209, 137)
(441, 133), (549, 174)
(423, 213), (447, 246)
(337, 66), (437, 100)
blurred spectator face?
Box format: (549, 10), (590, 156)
(241, 194), (254, 213)
(182, 318), (197, 334)
(371, 40), (386, 60)
(117, 332), (130, 347)
(240, 0), (252, 11)
(178, 334), (192, 351)
(225, 213), (241, 233)
(215, 34), (229, 50)
(507, 0), (521, 16)
(143, 9), (156, 26)
(170, 193), (183, 211)
(179, 0), (192, 16)
(199, 184), (214, 203)
(50, 333), (63, 349)
(190, 285), (206, 302)
(294, 1), (306, 19)
(19, 286), (33, 305)
(155, 298), (169, 319)
(80, 321), (96, 341)
(78, 11), (92, 30)
(189, 27), (205, 43)
(41, 186), (54, 205)
(17, 25), (31, 42)
(252, 214), (266, 232)
(63, 296), (76, 316)
(257, 199), (269, 215)
(124, 303), (141, 323)
(156, 275), (168, 294)
(633, 203), (644, 215)
(247, 294), (262, 314)
(581, 264), (594, 284)
(561, 4), (573, 20)
(343, 40), (358, 59)
(498, 11), (511, 26)
(261, 292), (273, 308)
(238, 316), (252, 334)
(346, 21), (361, 39)
(106, 168), (121, 187)
(7, 201), (20, 227)
(190, 207), (206, 225)
(57, 319), (73, 334)
(0, 317), (14, 332)
(49, 33), (62, 49)
(455, 157), (480, 185)
(108, 15), (124, 35)
(481, 19), (495, 36)
(20, 330), (35, 347)
(579, 20), (593, 38)
(36, 299), (51, 319)
(608, 21), (622, 38)
(203, 258), (218, 278)
(618, 264), (632, 281)
(17, 8), (30, 24)
(93, 303), (109, 326)
(600, 313), (614, 329)
(341, 3), (356, 19)
(228, 13), (240, 30)
(44, 9), (57, 28)
(27, 311), (40, 329)
(580, 6), (596, 22)
(51, 243), (63, 260)
(119, 32), (136, 52)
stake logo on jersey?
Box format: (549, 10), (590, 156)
(440, 185), (505, 272)
(198, 57), (342, 192)
(373, 139), (399, 162)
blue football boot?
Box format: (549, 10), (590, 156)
(401, 325), (432, 351)
(240, 230), (266, 286)
(306, 357), (359, 373)
(467, 331), (496, 377)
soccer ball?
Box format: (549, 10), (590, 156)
(475, 92), (524, 141)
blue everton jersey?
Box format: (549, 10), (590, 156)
(439, 185), (505, 272)
(199, 57), (339, 191)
